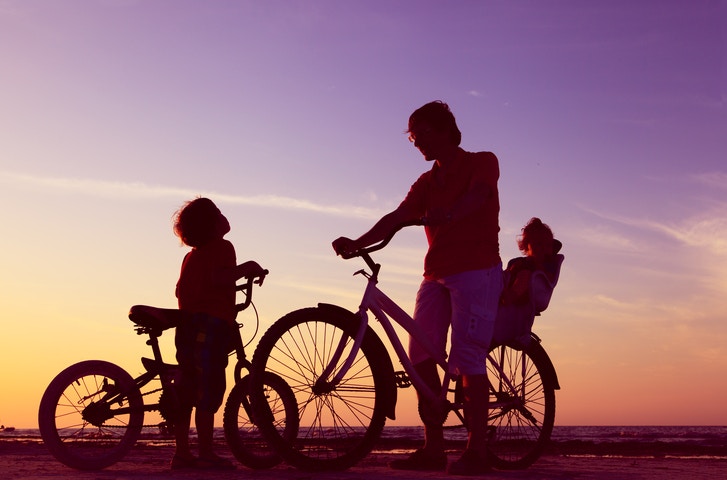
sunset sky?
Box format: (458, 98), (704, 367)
(1, 1), (726, 428)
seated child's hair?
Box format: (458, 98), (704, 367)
(173, 197), (220, 248)
(517, 217), (554, 255)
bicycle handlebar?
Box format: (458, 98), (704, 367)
(338, 220), (423, 260)
(236, 269), (269, 312)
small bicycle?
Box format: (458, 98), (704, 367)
(249, 223), (563, 471)
(38, 271), (298, 471)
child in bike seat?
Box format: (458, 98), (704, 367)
(494, 217), (562, 347)
(172, 197), (266, 470)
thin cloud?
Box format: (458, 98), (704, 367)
(646, 215), (727, 255)
(690, 172), (727, 190)
(576, 225), (642, 253)
(0, 171), (382, 220)
(579, 203), (727, 256)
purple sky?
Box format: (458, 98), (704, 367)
(1, 0), (726, 427)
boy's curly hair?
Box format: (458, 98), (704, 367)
(517, 217), (554, 254)
(173, 197), (220, 248)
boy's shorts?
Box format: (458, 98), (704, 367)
(175, 313), (231, 413)
(408, 265), (503, 376)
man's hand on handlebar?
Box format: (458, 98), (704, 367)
(332, 237), (360, 259)
(333, 220), (423, 260)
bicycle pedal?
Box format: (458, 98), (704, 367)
(394, 371), (411, 388)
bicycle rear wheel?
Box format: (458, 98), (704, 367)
(249, 306), (390, 471)
(485, 342), (555, 469)
(222, 372), (298, 469)
(38, 360), (144, 470)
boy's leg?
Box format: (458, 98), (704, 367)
(193, 409), (234, 469)
(193, 315), (234, 468)
(173, 406), (193, 457)
(195, 409), (215, 457)
(171, 405), (197, 469)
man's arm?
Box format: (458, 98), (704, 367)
(333, 204), (419, 257)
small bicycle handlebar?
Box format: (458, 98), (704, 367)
(236, 269), (269, 312)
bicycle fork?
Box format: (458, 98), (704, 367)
(312, 309), (368, 394)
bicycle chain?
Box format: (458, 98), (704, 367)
(100, 387), (167, 429)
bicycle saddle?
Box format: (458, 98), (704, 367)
(128, 305), (186, 331)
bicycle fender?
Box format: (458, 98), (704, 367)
(317, 303), (398, 420)
(528, 339), (561, 390)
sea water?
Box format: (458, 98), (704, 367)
(5, 425), (726, 459)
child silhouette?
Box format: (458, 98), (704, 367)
(495, 217), (562, 347)
(171, 197), (266, 470)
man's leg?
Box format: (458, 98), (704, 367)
(415, 358), (445, 453)
(390, 356), (448, 470)
(446, 267), (502, 475)
(390, 279), (450, 471)
(461, 373), (489, 454)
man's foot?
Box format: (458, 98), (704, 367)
(170, 453), (197, 470)
(389, 448), (447, 471)
(197, 453), (236, 470)
(447, 449), (491, 476)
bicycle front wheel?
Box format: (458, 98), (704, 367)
(222, 372), (298, 469)
(485, 342), (556, 469)
(249, 306), (390, 471)
(38, 360), (144, 470)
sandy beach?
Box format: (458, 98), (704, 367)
(1, 439), (725, 480)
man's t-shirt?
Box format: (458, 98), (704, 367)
(400, 148), (501, 279)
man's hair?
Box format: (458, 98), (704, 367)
(173, 197), (220, 248)
(408, 100), (462, 146)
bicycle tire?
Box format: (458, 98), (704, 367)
(38, 360), (144, 470)
(249, 306), (390, 471)
(485, 341), (556, 469)
(222, 372), (298, 469)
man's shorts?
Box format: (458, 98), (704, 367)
(175, 313), (231, 413)
(408, 265), (503, 376)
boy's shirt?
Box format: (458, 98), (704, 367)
(176, 238), (237, 323)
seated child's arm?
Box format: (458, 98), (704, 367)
(501, 269), (532, 305)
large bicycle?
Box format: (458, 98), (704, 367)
(249, 223), (563, 471)
(38, 271), (298, 471)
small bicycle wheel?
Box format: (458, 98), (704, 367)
(222, 372), (298, 469)
(249, 307), (390, 471)
(38, 360), (144, 470)
(485, 342), (555, 469)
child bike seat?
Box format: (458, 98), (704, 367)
(128, 305), (186, 331)
(530, 252), (564, 314)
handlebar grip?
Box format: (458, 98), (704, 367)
(254, 269), (270, 286)
(337, 220), (424, 259)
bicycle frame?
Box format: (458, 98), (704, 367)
(246, 224), (560, 471)
(315, 261), (523, 418)
(38, 270), (281, 472)
(112, 272), (269, 423)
